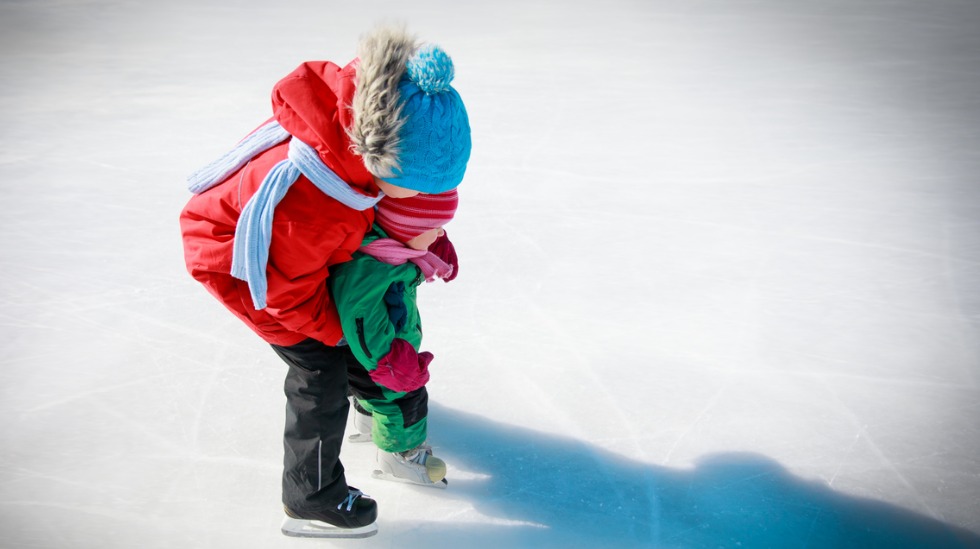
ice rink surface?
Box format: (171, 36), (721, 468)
(2, 0), (979, 547)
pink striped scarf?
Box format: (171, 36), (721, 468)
(358, 239), (454, 282)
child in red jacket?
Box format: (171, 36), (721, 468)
(179, 25), (470, 539)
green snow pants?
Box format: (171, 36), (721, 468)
(346, 361), (428, 453)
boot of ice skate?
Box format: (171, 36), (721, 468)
(347, 397), (373, 443)
(280, 487), (378, 538)
(373, 445), (448, 488)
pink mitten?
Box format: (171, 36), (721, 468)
(428, 231), (458, 282)
(369, 338), (433, 393)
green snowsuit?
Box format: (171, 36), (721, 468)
(329, 226), (428, 453)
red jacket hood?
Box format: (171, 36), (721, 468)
(271, 60), (376, 193)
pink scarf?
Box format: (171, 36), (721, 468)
(358, 239), (454, 282)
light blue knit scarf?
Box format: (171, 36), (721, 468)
(188, 120), (382, 310)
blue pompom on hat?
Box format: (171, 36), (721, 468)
(386, 44), (471, 194)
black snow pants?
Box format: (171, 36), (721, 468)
(271, 338), (361, 513)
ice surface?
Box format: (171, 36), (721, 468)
(1, 0), (979, 547)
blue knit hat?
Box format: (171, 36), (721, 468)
(385, 45), (472, 194)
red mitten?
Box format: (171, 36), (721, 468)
(369, 338), (433, 393)
(428, 231), (458, 282)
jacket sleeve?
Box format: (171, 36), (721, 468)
(261, 219), (359, 346)
(330, 258), (398, 370)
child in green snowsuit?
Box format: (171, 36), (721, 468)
(329, 190), (458, 486)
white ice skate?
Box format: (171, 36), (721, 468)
(348, 398), (373, 443)
(373, 445), (448, 488)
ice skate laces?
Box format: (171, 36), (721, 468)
(337, 489), (367, 512)
(400, 445), (431, 465)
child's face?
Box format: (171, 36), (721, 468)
(375, 177), (421, 198)
(406, 227), (445, 251)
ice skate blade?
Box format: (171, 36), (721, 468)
(280, 516), (378, 538)
(371, 469), (448, 489)
(347, 432), (373, 444)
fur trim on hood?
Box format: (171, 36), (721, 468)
(348, 25), (420, 179)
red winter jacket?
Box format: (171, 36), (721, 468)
(180, 60), (378, 347)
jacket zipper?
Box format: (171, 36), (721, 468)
(355, 318), (372, 359)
